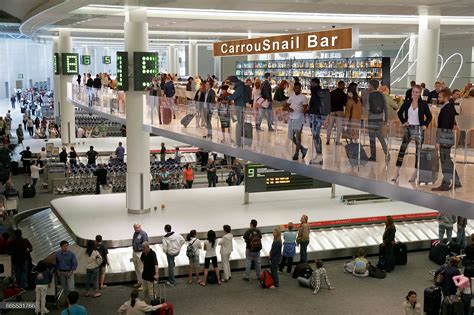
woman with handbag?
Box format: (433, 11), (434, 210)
(84, 240), (102, 298)
(343, 83), (363, 143)
(217, 85), (232, 143)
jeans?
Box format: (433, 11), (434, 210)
(257, 107), (273, 130)
(396, 126), (423, 168)
(167, 254), (178, 284)
(244, 249), (261, 279)
(221, 253), (231, 280)
(35, 284), (48, 314)
(270, 261), (279, 287)
(298, 277), (311, 289)
(32, 178), (38, 187)
(310, 114), (325, 156)
(132, 251), (143, 284)
(205, 104), (213, 137)
(85, 267), (99, 291)
(368, 120), (388, 158)
(279, 256), (294, 273)
(327, 111), (344, 143)
(58, 271), (75, 296)
(299, 241), (309, 263)
(457, 227), (466, 248)
(439, 225), (453, 243)
(207, 173), (216, 187)
(13, 262), (28, 289)
(439, 144), (461, 188)
(143, 280), (154, 303)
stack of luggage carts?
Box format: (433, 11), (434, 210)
(150, 158), (183, 190)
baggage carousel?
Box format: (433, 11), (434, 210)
(11, 186), (449, 283)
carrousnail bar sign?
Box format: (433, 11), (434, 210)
(213, 28), (357, 57)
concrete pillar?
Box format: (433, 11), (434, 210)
(415, 15), (440, 89)
(407, 35), (417, 87)
(124, 6), (151, 214)
(168, 45), (176, 74)
(52, 38), (61, 125)
(188, 40), (198, 76)
(58, 29), (75, 145)
(214, 56), (222, 80)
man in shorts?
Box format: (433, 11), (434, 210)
(285, 82), (308, 160)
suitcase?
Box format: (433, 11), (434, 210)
(22, 184), (36, 198)
(430, 242), (450, 265)
(243, 122), (253, 146)
(180, 113), (195, 128)
(162, 107), (172, 125)
(447, 242), (461, 256)
(441, 295), (464, 315)
(151, 282), (174, 315)
(424, 286), (442, 315)
(292, 263), (313, 279)
(259, 270), (274, 288)
(394, 242), (408, 265)
(419, 147), (439, 184)
(345, 142), (368, 167)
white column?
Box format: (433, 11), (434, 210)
(214, 56), (222, 80)
(415, 15), (440, 89)
(247, 31), (259, 62)
(58, 29), (76, 145)
(53, 38), (61, 124)
(407, 35), (417, 87)
(124, 6), (151, 214)
(167, 45), (176, 74)
(188, 40), (198, 76)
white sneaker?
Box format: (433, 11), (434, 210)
(165, 281), (175, 287)
(309, 156), (323, 165)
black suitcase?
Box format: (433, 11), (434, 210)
(447, 242), (461, 255)
(345, 142), (368, 167)
(419, 147), (439, 184)
(180, 113), (195, 128)
(424, 286), (442, 315)
(430, 242), (450, 265)
(22, 184), (36, 198)
(394, 242), (408, 265)
(441, 295), (464, 315)
(243, 122), (253, 146)
(292, 263), (312, 279)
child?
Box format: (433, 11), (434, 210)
(35, 260), (52, 315)
(298, 259), (334, 294)
(279, 222), (297, 274)
(269, 227), (282, 289)
(353, 248), (369, 277)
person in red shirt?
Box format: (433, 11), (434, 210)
(182, 164), (194, 189)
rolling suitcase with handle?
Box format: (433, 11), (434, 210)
(424, 286), (442, 315)
(419, 147), (439, 184)
(430, 241), (450, 265)
(394, 242), (408, 265)
(151, 281), (174, 315)
(180, 113), (195, 128)
(162, 107), (172, 125)
(441, 295), (464, 315)
(345, 142), (369, 167)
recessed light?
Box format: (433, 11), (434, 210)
(308, 27), (312, 29)
(156, 24), (160, 27)
(296, 28), (300, 31)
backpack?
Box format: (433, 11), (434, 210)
(249, 231), (262, 252)
(186, 239), (197, 258)
(368, 263), (386, 279)
(368, 91), (385, 114)
(260, 270), (274, 288)
(243, 85), (252, 104)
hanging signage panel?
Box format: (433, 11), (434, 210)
(81, 55), (91, 65)
(133, 52), (158, 91)
(53, 53), (60, 75)
(116, 51), (129, 91)
(61, 53), (79, 75)
(103, 56), (111, 64)
(213, 28), (355, 57)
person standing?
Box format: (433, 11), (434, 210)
(381, 216), (396, 272)
(34, 260), (52, 315)
(308, 78), (325, 165)
(16, 124), (24, 146)
(10, 94), (16, 109)
(55, 241), (77, 298)
(242, 219), (262, 281)
(232, 159), (243, 185)
(427, 81), (442, 104)
(393, 85), (432, 182)
(162, 224), (185, 287)
(20, 146), (32, 175)
(257, 73), (275, 132)
(186, 230), (202, 284)
(93, 164), (107, 195)
(297, 215), (310, 263)
(95, 235), (108, 290)
(157, 166), (170, 190)
(219, 225), (233, 282)
(60, 291), (87, 315)
(8, 230), (33, 289)
(203, 80), (216, 139)
(164, 76), (176, 119)
(115, 142), (125, 164)
(84, 240), (102, 298)
(30, 160), (44, 188)
(159, 142), (166, 162)
(431, 89), (462, 191)
(438, 212), (457, 243)
(456, 216), (467, 249)
(59, 147), (68, 164)
(279, 222), (297, 274)
(344, 83), (363, 143)
(132, 224), (149, 290)
(206, 158), (217, 187)
(269, 228), (282, 289)
(227, 76), (246, 147)
(364, 79), (389, 162)
(69, 147), (77, 168)
(140, 242), (159, 303)
(183, 163), (194, 189)
(405, 81), (416, 102)
(200, 230), (221, 286)
(27, 117), (34, 137)
(326, 80), (347, 145)
(86, 146), (98, 166)
(435, 257), (461, 297)
(284, 82), (308, 161)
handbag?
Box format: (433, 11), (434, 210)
(435, 269), (445, 286)
(255, 96), (269, 109)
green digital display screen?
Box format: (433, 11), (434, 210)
(53, 53), (60, 75)
(102, 56), (111, 64)
(133, 52), (158, 91)
(244, 163), (331, 193)
(61, 53), (79, 75)
(116, 51), (129, 91)
(81, 55), (91, 65)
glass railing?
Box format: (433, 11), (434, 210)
(68, 82), (473, 205)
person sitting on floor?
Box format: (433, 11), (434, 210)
(297, 259), (335, 294)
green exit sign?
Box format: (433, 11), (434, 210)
(81, 55), (91, 65)
(102, 56), (111, 64)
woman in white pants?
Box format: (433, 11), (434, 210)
(35, 260), (52, 315)
(219, 225), (234, 282)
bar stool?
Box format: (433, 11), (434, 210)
(455, 114), (474, 164)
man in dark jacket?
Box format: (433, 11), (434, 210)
(405, 81), (416, 102)
(93, 163), (108, 194)
(164, 77), (176, 119)
(93, 74), (101, 89)
(427, 81), (442, 104)
(8, 229), (33, 289)
(364, 79), (388, 162)
(228, 76), (246, 147)
(203, 80), (216, 138)
(256, 72), (274, 132)
(435, 256), (461, 296)
(308, 78), (325, 165)
(326, 80), (347, 145)
(432, 89), (462, 191)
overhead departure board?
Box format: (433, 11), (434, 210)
(133, 52), (158, 91)
(102, 56), (111, 64)
(61, 53), (79, 75)
(53, 53), (60, 75)
(116, 51), (129, 91)
(81, 55), (91, 65)
(244, 163), (331, 193)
